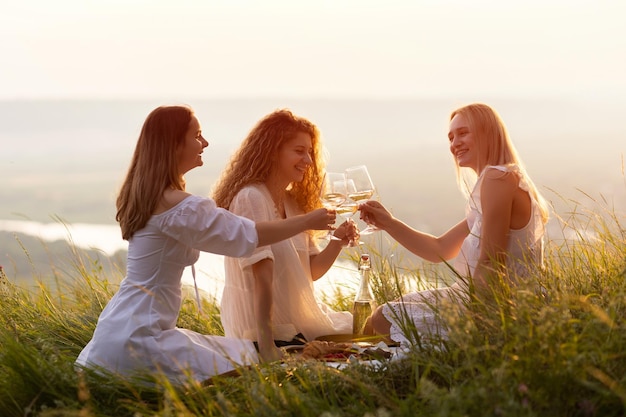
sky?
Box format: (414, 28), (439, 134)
(1, 0), (625, 100)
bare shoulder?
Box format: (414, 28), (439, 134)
(155, 189), (192, 214)
(483, 166), (518, 182)
(482, 168), (517, 189)
(481, 168), (517, 202)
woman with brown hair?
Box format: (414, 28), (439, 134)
(213, 109), (357, 362)
(76, 105), (334, 383)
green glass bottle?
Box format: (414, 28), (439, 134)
(352, 254), (375, 335)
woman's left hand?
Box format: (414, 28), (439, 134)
(333, 219), (360, 245)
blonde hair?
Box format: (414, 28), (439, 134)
(451, 103), (549, 223)
(116, 105), (193, 240)
(213, 109), (324, 213)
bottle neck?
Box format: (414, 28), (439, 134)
(355, 266), (373, 302)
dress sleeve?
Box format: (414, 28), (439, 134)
(485, 164), (526, 190)
(229, 186), (275, 269)
(157, 196), (258, 257)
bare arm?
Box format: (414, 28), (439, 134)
(472, 169), (517, 292)
(252, 259), (283, 362)
(360, 200), (469, 262)
(309, 220), (359, 280)
(256, 208), (334, 247)
(387, 218), (469, 262)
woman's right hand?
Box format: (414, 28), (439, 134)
(359, 200), (393, 230)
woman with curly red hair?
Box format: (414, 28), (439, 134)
(213, 109), (358, 362)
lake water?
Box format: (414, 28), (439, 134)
(1, 97), (625, 298)
(0, 217), (363, 300)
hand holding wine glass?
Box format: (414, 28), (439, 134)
(357, 200), (393, 231)
(319, 172), (347, 240)
(345, 165), (379, 235)
(336, 179), (361, 246)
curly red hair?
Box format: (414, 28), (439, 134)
(213, 109), (325, 213)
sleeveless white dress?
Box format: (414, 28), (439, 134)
(76, 196), (260, 383)
(221, 184), (352, 343)
(383, 165), (545, 344)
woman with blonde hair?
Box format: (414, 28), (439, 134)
(359, 103), (549, 344)
(213, 109), (357, 362)
(76, 105), (334, 383)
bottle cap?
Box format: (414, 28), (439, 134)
(359, 254), (371, 269)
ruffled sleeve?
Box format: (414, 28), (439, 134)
(229, 185), (275, 270)
(155, 195), (258, 257)
(505, 164), (531, 192)
(482, 164), (529, 191)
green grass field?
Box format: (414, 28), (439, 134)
(0, 195), (624, 417)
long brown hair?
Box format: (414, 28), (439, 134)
(213, 109), (324, 212)
(451, 103), (549, 223)
(116, 105), (193, 240)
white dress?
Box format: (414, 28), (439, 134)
(221, 184), (352, 343)
(383, 165), (546, 344)
(76, 196), (260, 383)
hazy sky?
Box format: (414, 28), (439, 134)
(1, 0), (625, 100)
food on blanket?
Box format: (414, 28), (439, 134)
(300, 340), (393, 361)
(301, 341), (353, 359)
(360, 347), (394, 360)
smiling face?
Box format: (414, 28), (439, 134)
(272, 131), (314, 186)
(448, 113), (478, 172)
(177, 115), (208, 175)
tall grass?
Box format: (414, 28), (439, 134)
(0, 193), (624, 416)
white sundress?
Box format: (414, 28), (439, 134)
(383, 164), (546, 345)
(221, 184), (352, 343)
(76, 195), (260, 383)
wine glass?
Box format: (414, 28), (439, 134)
(345, 165), (379, 235)
(320, 172), (347, 240)
(336, 179), (361, 246)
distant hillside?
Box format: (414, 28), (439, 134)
(0, 231), (126, 288)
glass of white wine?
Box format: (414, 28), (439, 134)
(336, 179), (361, 246)
(345, 165), (379, 235)
(319, 172), (347, 240)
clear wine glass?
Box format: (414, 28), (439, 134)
(320, 172), (347, 240)
(336, 179), (361, 246)
(345, 165), (379, 235)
